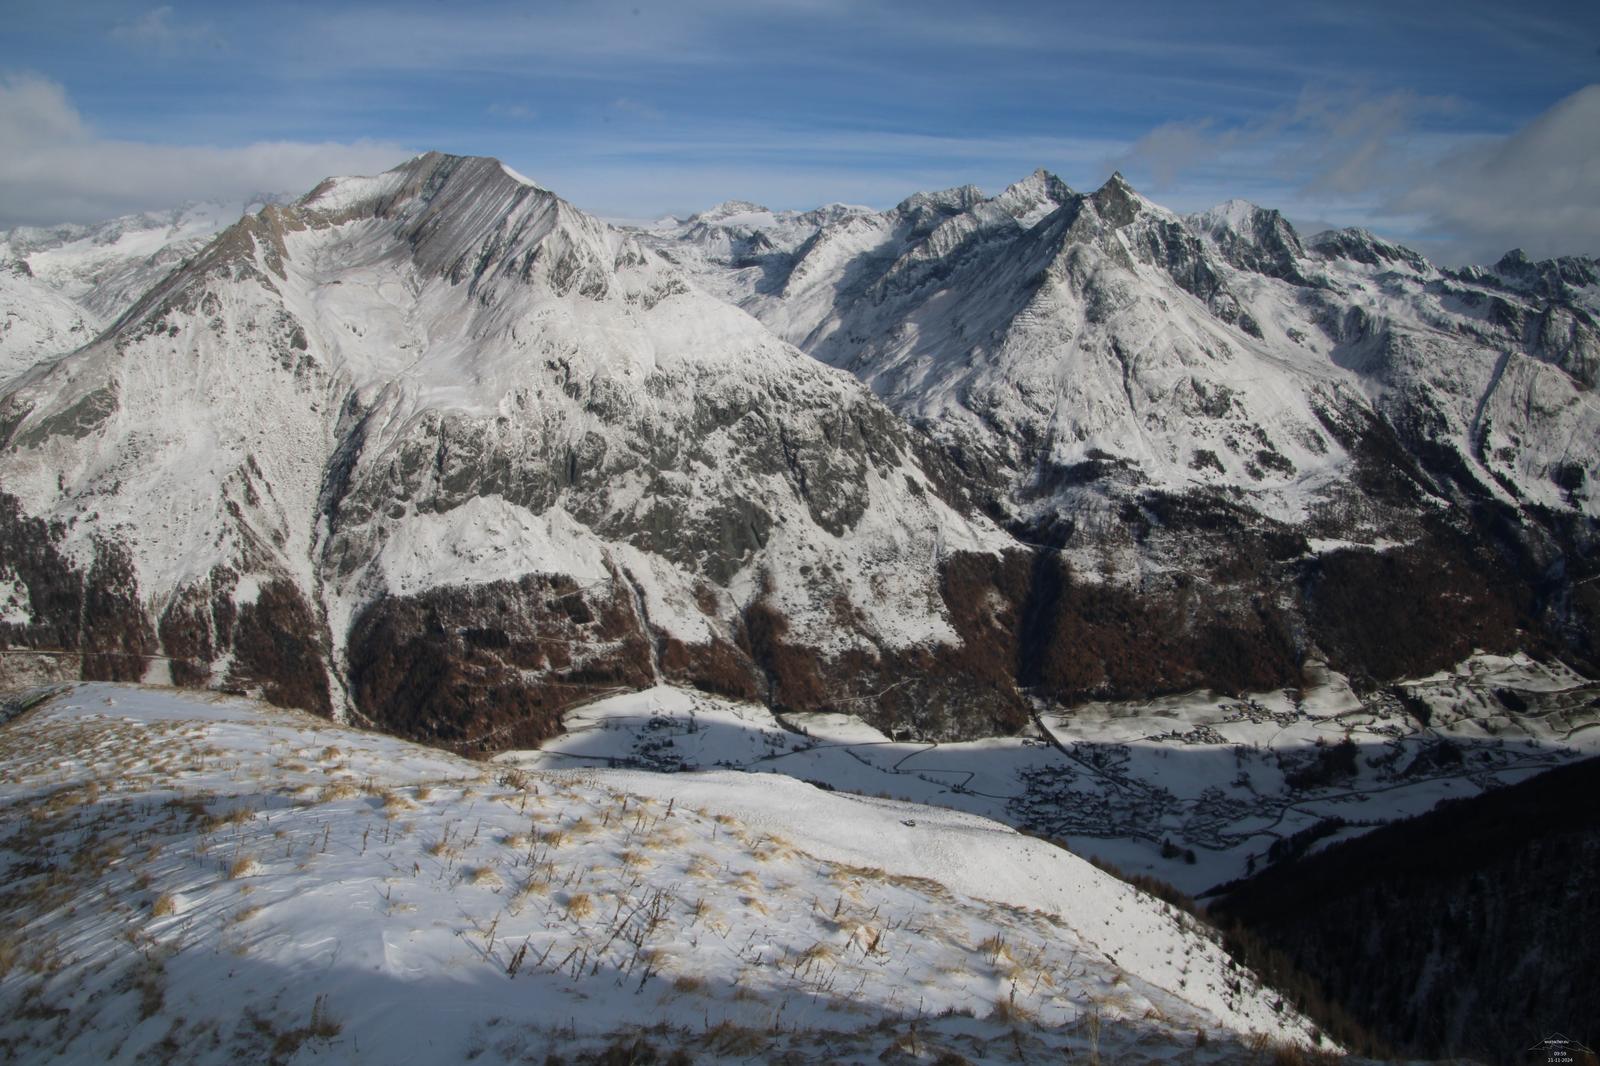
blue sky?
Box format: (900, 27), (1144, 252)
(3, 1), (1598, 262)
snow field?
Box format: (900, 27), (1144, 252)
(0, 684), (1329, 1065)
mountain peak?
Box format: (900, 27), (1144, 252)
(1308, 226), (1430, 272)
(993, 168), (1075, 225)
(1090, 171), (1143, 226)
(1187, 199), (1309, 284)
(894, 184), (985, 215)
(1196, 198), (1263, 229)
(691, 200), (773, 224)
(1494, 247), (1532, 273)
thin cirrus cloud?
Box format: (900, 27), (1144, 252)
(0, 74), (409, 229)
(109, 5), (223, 54)
(2, 1), (1596, 264)
(1109, 83), (1600, 264)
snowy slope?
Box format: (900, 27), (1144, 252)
(653, 173), (1600, 529)
(0, 683), (1332, 1064)
(2, 199), (274, 320)
(0, 260), (99, 385)
(0, 201), (272, 385)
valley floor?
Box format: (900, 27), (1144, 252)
(501, 652), (1600, 896)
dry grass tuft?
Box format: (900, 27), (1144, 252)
(701, 1021), (769, 1056)
(617, 848), (652, 871)
(977, 934), (1012, 962)
(1268, 1041), (1346, 1066)
(989, 992), (1035, 1024)
(379, 789), (416, 814)
(467, 866), (503, 889)
(564, 892), (594, 919)
(516, 875), (552, 900)
(317, 782), (360, 804)
(227, 856), (259, 879)
(150, 892), (177, 917)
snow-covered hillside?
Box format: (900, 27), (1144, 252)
(2, 200), (273, 320)
(0, 684), (1331, 1064)
(0, 260), (98, 385)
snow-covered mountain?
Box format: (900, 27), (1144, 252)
(0, 154), (1019, 750)
(0, 258), (99, 385)
(0, 200), (273, 384)
(2, 154), (1597, 758)
(641, 170), (1600, 701)
(0, 683), (1334, 1064)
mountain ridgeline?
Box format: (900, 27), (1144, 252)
(1, 153), (1597, 751)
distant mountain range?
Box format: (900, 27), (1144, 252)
(1, 153), (1596, 758)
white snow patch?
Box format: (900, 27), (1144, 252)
(0, 573), (31, 625)
(499, 162), (544, 188)
(371, 496), (610, 596)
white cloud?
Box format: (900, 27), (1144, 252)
(1394, 85), (1600, 264)
(110, 6), (221, 54)
(0, 74), (410, 228)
